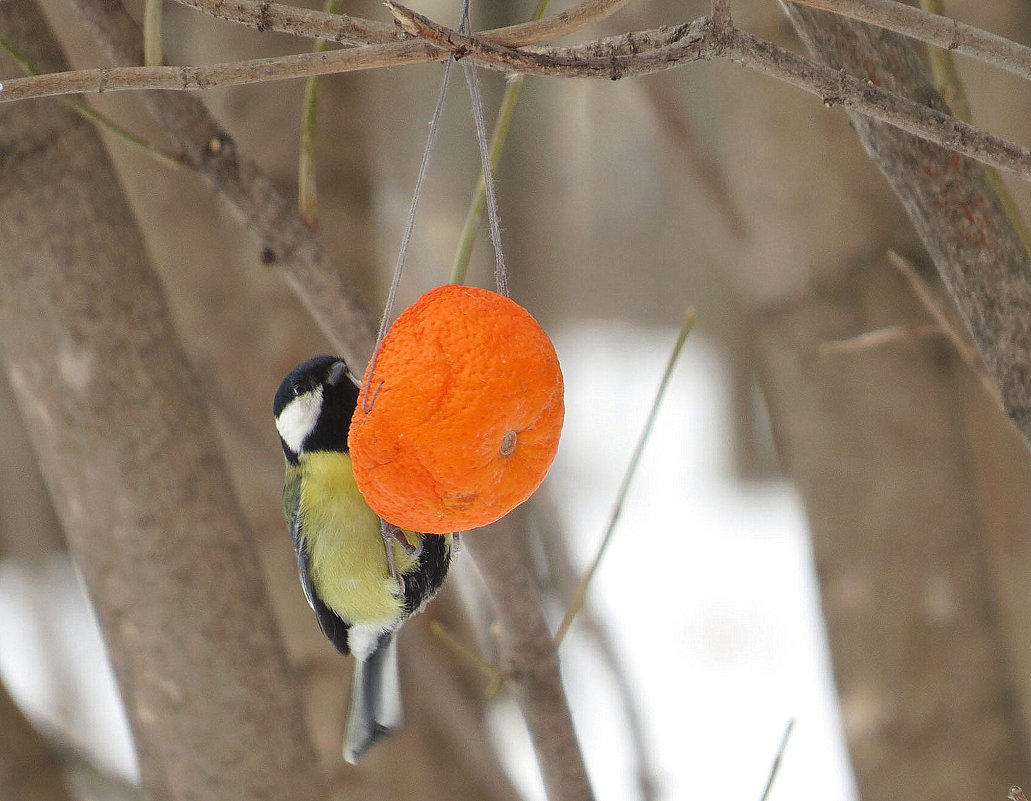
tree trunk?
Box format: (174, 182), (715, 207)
(0, 3), (327, 798)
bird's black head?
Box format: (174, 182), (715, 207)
(273, 355), (361, 463)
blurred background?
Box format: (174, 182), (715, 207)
(3, 0), (1031, 799)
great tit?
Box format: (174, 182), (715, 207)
(273, 355), (454, 762)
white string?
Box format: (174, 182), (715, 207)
(459, 12), (509, 298)
(363, 45), (455, 411)
(365, 0), (507, 411)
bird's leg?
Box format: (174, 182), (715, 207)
(398, 532), (423, 557)
(380, 520), (404, 597)
(380, 522), (428, 597)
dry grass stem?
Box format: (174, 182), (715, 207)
(554, 308), (696, 647)
(820, 323), (947, 354)
(888, 250), (1003, 404)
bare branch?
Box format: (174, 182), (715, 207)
(6, 8), (1031, 190)
(786, 2), (1031, 443)
(0, 18), (710, 102)
(787, 0), (1031, 83)
(67, 0), (379, 366)
(820, 323), (946, 354)
(0, 44), (434, 100)
(710, 0), (732, 38)
(386, 3), (705, 77)
(170, 0), (634, 47)
(887, 251), (1003, 405)
(172, 0), (399, 44)
(464, 508), (595, 801)
(721, 27), (1031, 182)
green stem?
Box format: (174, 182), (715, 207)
(554, 308), (697, 647)
(430, 620), (505, 697)
(0, 35), (185, 170)
(449, 0), (551, 286)
(298, 0), (341, 229)
(143, 0), (163, 67)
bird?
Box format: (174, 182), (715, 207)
(273, 355), (454, 762)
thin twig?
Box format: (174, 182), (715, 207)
(170, 0), (632, 47)
(722, 26), (1031, 182)
(758, 720), (794, 801)
(387, 3), (702, 79)
(554, 308), (697, 647)
(710, 0), (732, 38)
(0, 34), (186, 170)
(429, 620), (506, 698)
(6, 11), (1031, 186)
(820, 323), (946, 354)
(786, 0), (1031, 83)
(0, 20), (704, 93)
(887, 250), (1003, 404)
(915, 0), (1031, 255)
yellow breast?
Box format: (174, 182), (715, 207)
(298, 451), (418, 627)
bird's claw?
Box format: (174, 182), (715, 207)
(381, 521), (422, 596)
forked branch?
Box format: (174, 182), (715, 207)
(3, 4), (1031, 185)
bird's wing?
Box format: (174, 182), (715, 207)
(290, 491), (352, 655)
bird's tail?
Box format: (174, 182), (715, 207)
(344, 631), (402, 763)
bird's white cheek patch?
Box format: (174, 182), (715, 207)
(276, 388), (323, 454)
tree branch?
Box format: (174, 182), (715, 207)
(464, 508), (595, 801)
(787, 0), (1031, 82)
(5, 8), (1031, 189)
(721, 27), (1031, 181)
(169, 0), (634, 47)
(709, 0), (732, 39)
(785, 2), (1031, 443)
(386, 2), (704, 78)
(66, 0), (379, 367)
(173, 0), (399, 45)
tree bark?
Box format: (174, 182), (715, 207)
(756, 263), (1030, 799)
(784, 4), (1031, 445)
(0, 681), (73, 801)
(0, 3), (327, 799)
(465, 508), (596, 801)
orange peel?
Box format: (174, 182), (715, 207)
(349, 284), (564, 533)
